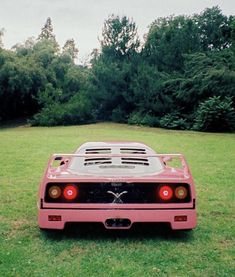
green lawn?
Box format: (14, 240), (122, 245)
(0, 123), (234, 277)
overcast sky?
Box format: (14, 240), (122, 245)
(0, 0), (234, 63)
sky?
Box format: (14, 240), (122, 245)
(0, 0), (234, 63)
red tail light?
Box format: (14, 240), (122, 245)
(158, 185), (173, 201)
(63, 185), (78, 200)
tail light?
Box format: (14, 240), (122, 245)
(157, 184), (190, 202)
(48, 186), (61, 199)
(46, 183), (79, 202)
(175, 186), (188, 199)
(63, 185), (78, 200)
(158, 185), (173, 201)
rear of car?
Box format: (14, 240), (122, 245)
(38, 142), (197, 230)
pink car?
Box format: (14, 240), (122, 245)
(38, 142), (197, 230)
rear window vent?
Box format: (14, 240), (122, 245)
(121, 157), (149, 166)
(120, 148), (146, 154)
(85, 148), (111, 154)
(84, 157), (112, 166)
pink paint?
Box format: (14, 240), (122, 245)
(38, 142), (197, 230)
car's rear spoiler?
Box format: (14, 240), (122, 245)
(48, 153), (190, 176)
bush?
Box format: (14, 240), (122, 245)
(159, 113), (190, 130)
(30, 103), (65, 126)
(111, 107), (127, 123)
(128, 111), (159, 127)
(30, 92), (94, 126)
(193, 96), (235, 132)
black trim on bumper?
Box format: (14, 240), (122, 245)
(40, 198), (196, 210)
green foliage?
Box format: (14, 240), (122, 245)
(159, 113), (190, 130)
(195, 6), (233, 51)
(144, 15), (200, 71)
(111, 106), (127, 123)
(170, 50), (235, 116)
(101, 15), (140, 61)
(0, 28), (5, 48)
(37, 17), (59, 52)
(37, 83), (62, 106)
(30, 64), (90, 126)
(88, 59), (132, 120)
(193, 96), (235, 131)
(144, 6), (234, 72)
(128, 111), (159, 127)
(0, 16), (88, 125)
(62, 38), (79, 61)
(30, 92), (94, 126)
(128, 63), (172, 115)
(0, 7), (235, 132)
(0, 49), (45, 120)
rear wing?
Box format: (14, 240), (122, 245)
(47, 153), (190, 176)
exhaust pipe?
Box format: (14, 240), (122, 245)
(105, 218), (131, 229)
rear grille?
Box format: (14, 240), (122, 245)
(84, 158), (112, 166)
(120, 148), (146, 154)
(85, 148), (111, 154)
(45, 183), (191, 204)
(121, 158), (149, 166)
(83, 156), (150, 167)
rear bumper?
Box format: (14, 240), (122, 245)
(38, 208), (197, 230)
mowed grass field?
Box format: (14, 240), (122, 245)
(0, 123), (234, 277)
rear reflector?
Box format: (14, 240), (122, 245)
(174, 215), (187, 222)
(48, 215), (62, 221)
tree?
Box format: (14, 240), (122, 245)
(175, 50), (235, 113)
(144, 15), (200, 71)
(38, 17), (54, 40)
(37, 17), (59, 52)
(101, 15), (140, 61)
(11, 37), (36, 57)
(0, 52), (46, 120)
(88, 59), (127, 120)
(86, 15), (141, 121)
(195, 6), (232, 51)
(230, 17), (235, 53)
(128, 62), (172, 115)
(0, 7), (234, 132)
(62, 39), (79, 61)
(0, 28), (5, 48)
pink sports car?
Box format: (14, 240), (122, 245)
(38, 142), (197, 230)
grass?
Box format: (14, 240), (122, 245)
(0, 122), (234, 277)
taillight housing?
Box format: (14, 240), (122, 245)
(157, 184), (190, 203)
(45, 182), (191, 203)
(45, 183), (79, 202)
